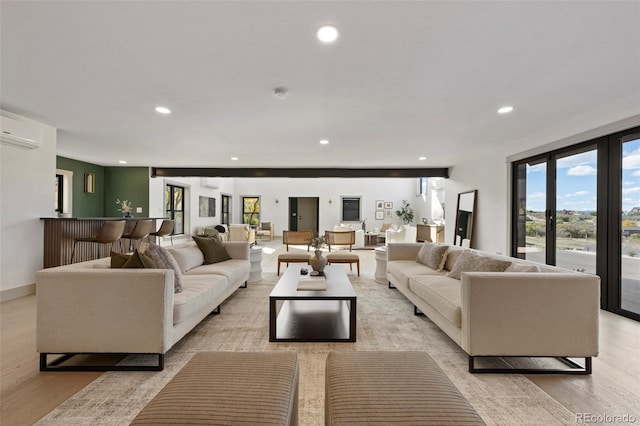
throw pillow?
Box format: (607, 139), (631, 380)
(416, 243), (449, 271)
(202, 228), (221, 239)
(380, 223), (392, 232)
(122, 249), (158, 269)
(193, 236), (232, 264)
(111, 251), (131, 268)
(140, 242), (184, 293)
(506, 263), (541, 272)
(447, 250), (512, 280)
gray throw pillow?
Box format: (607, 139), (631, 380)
(416, 242), (449, 271)
(193, 236), (231, 264)
(140, 242), (184, 293)
(447, 250), (511, 280)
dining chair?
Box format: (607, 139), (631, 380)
(70, 220), (126, 263)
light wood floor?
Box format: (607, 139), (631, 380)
(2, 241), (639, 425)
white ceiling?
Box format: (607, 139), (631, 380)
(1, 1), (639, 169)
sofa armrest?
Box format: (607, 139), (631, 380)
(36, 268), (175, 354)
(224, 241), (250, 260)
(386, 243), (422, 261)
(461, 272), (600, 357)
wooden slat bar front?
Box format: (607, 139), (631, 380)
(41, 218), (158, 268)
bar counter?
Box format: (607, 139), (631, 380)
(41, 217), (160, 268)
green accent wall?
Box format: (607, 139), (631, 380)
(56, 156), (105, 217)
(104, 167), (150, 218)
(56, 157), (150, 218)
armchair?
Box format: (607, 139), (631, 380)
(333, 225), (365, 249)
(256, 221), (274, 241)
(325, 230), (355, 251)
(386, 225), (417, 245)
(228, 224), (256, 245)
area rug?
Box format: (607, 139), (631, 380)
(36, 272), (576, 425)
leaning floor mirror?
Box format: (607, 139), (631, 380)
(454, 190), (477, 248)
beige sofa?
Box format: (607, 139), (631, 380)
(386, 243), (600, 374)
(36, 241), (250, 371)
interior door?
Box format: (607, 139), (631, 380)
(288, 197), (319, 232)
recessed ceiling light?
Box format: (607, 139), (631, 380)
(231, 156), (238, 161)
(118, 160), (127, 164)
(319, 139), (330, 145)
(418, 156), (427, 161)
(273, 87), (288, 100)
(317, 25), (339, 43)
(498, 106), (514, 114)
(155, 106), (171, 114)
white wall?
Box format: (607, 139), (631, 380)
(1, 111), (57, 298)
(148, 176), (235, 237)
(234, 178), (419, 235)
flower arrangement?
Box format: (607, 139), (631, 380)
(395, 200), (415, 225)
(116, 199), (133, 215)
(308, 233), (326, 252)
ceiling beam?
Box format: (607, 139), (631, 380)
(150, 167), (449, 178)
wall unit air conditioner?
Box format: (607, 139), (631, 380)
(200, 178), (221, 189)
(0, 116), (43, 149)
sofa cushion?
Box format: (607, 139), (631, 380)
(141, 242), (184, 293)
(409, 276), (462, 327)
(173, 275), (228, 324)
(167, 243), (205, 273)
(387, 260), (443, 288)
(193, 236), (232, 264)
(447, 250), (511, 280)
(186, 259), (251, 287)
(416, 243), (448, 271)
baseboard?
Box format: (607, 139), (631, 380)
(0, 283), (36, 302)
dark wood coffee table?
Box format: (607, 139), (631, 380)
(269, 265), (357, 342)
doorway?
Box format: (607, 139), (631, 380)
(288, 197), (319, 232)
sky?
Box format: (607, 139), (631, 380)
(525, 138), (640, 213)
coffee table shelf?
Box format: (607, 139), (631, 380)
(269, 265), (356, 342)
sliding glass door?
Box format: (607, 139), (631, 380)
(512, 126), (640, 322)
(621, 134), (640, 316)
(554, 149), (597, 274)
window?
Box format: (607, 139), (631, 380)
(242, 196), (260, 225)
(221, 194), (231, 225)
(418, 178), (428, 196)
(511, 126), (640, 322)
(165, 184), (184, 235)
(341, 196), (361, 222)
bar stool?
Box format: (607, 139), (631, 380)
(120, 219), (153, 252)
(148, 219), (175, 245)
(70, 220), (126, 263)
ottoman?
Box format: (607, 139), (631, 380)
(278, 253), (310, 275)
(325, 351), (485, 425)
(131, 352), (299, 425)
(325, 252), (360, 276)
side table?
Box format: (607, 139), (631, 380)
(374, 246), (388, 284)
(249, 246), (263, 283)
(364, 232), (378, 246)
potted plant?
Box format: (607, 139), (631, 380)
(116, 199), (133, 218)
(395, 200), (414, 225)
